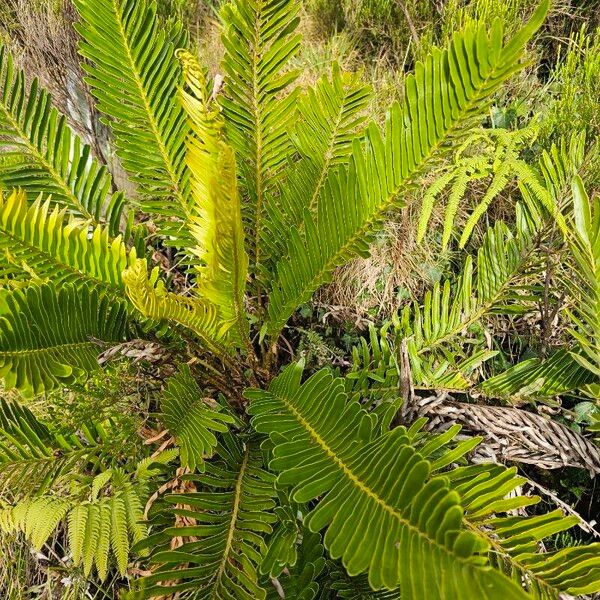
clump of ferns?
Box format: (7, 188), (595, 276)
(418, 121), (540, 250)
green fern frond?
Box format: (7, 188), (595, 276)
(264, 528), (325, 600)
(0, 283), (130, 396)
(263, 64), (372, 275)
(0, 190), (133, 291)
(349, 206), (540, 400)
(247, 363), (528, 597)
(265, 2), (549, 336)
(563, 176), (600, 376)
(482, 348), (596, 398)
(178, 51), (250, 346)
(161, 365), (235, 470)
(219, 0), (302, 278)
(445, 462), (600, 597)
(417, 125), (538, 249)
(128, 436), (277, 599)
(0, 396), (118, 495)
(73, 0), (192, 245)
(0, 44), (126, 233)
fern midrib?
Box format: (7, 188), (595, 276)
(251, 2), (266, 278)
(0, 103), (95, 222)
(110, 0), (188, 215)
(210, 444), (249, 598)
(0, 341), (96, 356)
(276, 389), (475, 564)
(0, 227), (122, 295)
(462, 518), (556, 594)
(267, 55), (524, 336)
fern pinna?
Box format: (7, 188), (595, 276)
(0, 0), (599, 598)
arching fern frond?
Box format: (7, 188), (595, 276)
(178, 51), (250, 346)
(74, 0), (192, 245)
(219, 0), (302, 278)
(247, 363), (528, 597)
(127, 436), (277, 599)
(123, 258), (231, 355)
(0, 283), (130, 396)
(0, 44), (126, 233)
(0, 190), (133, 292)
(265, 2), (549, 336)
(161, 365), (235, 471)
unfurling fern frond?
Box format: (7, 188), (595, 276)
(161, 365), (235, 470)
(265, 2), (549, 336)
(0, 44), (126, 233)
(219, 0), (302, 277)
(128, 436), (277, 599)
(0, 190), (133, 291)
(178, 51), (250, 346)
(247, 363), (528, 597)
(263, 64), (372, 274)
(73, 0), (192, 245)
(122, 258), (230, 355)
(0, 283), (129, 396)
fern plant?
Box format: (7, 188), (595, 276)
(1, 0), (599, 598)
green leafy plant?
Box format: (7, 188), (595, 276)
(1, 0), (599, 598)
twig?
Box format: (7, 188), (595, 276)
(526, 478), (600, 538)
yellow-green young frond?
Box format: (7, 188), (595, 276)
(0, 497), (70, 551)
(265, 1), (549, 337)
(161, 365), (235, 470)
(0, 284), (130, 397)
(123, 259), (230, 354)
(1, 483), (147, 581)
(219, 0), (302, 280)
(73, 0), (193, 248)
(246, 363), (528, 598)
(0, 190), (133, 291)
(178, 51), (250, 345)
(0, 45), (126, 234)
